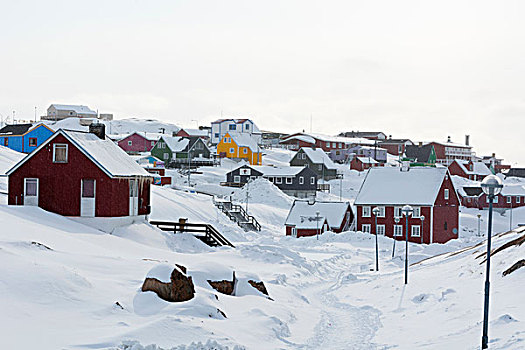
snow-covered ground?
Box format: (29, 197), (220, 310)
(0, 145), (524, 349)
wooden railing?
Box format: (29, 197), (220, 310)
(214, 198), (262, 231)
(149, 221), (234, 247)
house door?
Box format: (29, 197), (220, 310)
(291, 227), (297, 238)
(23, 178), (38, 206)
(129, 179), (139, 216)
(80, 179), (96, 217)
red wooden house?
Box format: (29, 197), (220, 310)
(280, 132), (374, 152)
(448, 159), (492, 181)
(350, 156), (382, 172)
(176, 128), (210, 140)
(7, 128), (153, 217)
(117, 132), (164, 154)
(478, 185), (525, 210)
(354, 167), (459, 244)
(284, 200), (353, 237)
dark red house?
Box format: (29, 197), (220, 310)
(350, 156), (382, 172)
(284, 200), (353, 237)
(478, 185), (525, 210)
(117, 132), (163, 154)
(176, 128), (209, 140)
(354, 167), (459, 244)
(448, 159), (492, 181)
(7, 128), (153, 217)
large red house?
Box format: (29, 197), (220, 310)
(284, 200), (353, 237)
(7, 128), (153, 217)
(117, 132), (164, 154)
(354, 167), (460, 244)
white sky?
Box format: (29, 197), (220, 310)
(1, 0), (525, 165)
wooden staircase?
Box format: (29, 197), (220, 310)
(149, 221), (235, 248)
(213, 198), (262, 232)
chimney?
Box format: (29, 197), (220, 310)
(465, 135), (470, 146)
(447, 136), (451, 143)
(418, 141), (423, 147)
(492, 153), (496, 158)
(89, 123), (105, 140)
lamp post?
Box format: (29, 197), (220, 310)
(420, 215), (425, 244)
(402, 205), (413, 285)
(316, 211), (320, 240)
(480, 175), (504, 349)
(393, 216), (400, 258)
(477, 213), (482, 236)
(372, 207), (380, 272)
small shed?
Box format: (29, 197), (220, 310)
(7, 129), (153, 217)
(284, 200), (353, 237)
(350, 156), (381, 172)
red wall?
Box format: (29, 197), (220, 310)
(478, 193), (525, 209)
(379, 143), (404, 156)
(431, 174), (459, 243)
(118, 133), (156, 153)
(286, 225), (327, 237)
(8, 134), (151, 217)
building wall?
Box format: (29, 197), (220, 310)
(8, 134), (150, 217)
(0, 125), (54, 153)
(285, 225), (327, 237)
(378, 143), (404, 156)
(118, 133), (157, 153)
(431, 174), (460, 243)
(217, 133), (261, 165)
(478, 193), (525, 209)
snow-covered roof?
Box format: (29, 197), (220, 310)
(354, 167), (451, 205)
(282, 133), (374, 146)
(285, 200), (351, 229)
(161, 136), (190, 152)
(425, 140), (471, 149)
(301, 148), (337, 169)
(122, 132), (166, 142)
(179, 128), (209, 137)
(454, 160), (492, 177)
(501, 185), (525, 196)
(281, 135), (316, 144)
(6, 130), (152, 178)
(252, 166), (304, 177)
(49, 104), (97, 115)
(228, 132), (260, 152)
(357, 157), (379, 164)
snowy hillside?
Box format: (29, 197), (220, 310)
(43, 117), (180, 135)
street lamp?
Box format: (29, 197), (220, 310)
(402, 205), (413, 285)
(480, 175), (503, 349)
(477, 213), (482, 237)
(372, 207), (380, 272)
(393, 216), (400, 258)
(420, 215), (425, 244)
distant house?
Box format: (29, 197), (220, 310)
(478, 185), (525, 210)
(225, 164), (317, 198)
(216, 132), (262, 165)
(479, 153), (510, 174)
(0, 123), (54, 153)
(290, 147), (338, 180)
(426, 136), (474, 166)
(354, 167), (460, 244)
(345, 145), (387, 164)
(176, 128), (210, 140)
(448, 160), (492, 181)
(7, 128), (152, 217)
(284, 200), (353, 237)
(130, 155), (171, 186)
(211, 119), (262, 145)
(280, 132), (374, 153)
(504, 168), (525, 179)
(458, 186), (483, 208)
(338, 131), (387, 140)
(151, 136), (212, 167)
(350, 156), (382, 172)
(44, 104), (97, 121)
(117, 132), (164, 154)
(404, 144), (436, 166)
(378, 138), (414, 156)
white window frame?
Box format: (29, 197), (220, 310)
(361, 224), (371, 233)
(310, 177), (315, 184)
(411, 225), (421, 237)
(487, 195), (499, 203)
(444, 189), (449, 200)
(275, 177), (282, 184)
(243, 148), (248, 154)
(362, 206), (371, 217)
(507, 196), (512, 204)
(394, 206), (402, 218)
(318, 164), (322, 171)
(517, 196), (521, 204)
(394, 225), (403, 236)
(299, 176), (304, 185)
(53, 144), (68, 163)
(377, 224), (385, 235)
(412, 206), (421, 218)
(233, 175), (241, 183)
(291, 227), (297, 237)
(163, 153), (169, 160)
(128, 140), (132, 146)
(229, 148), (235, 153)
(286, 177), (292, 184)
(326, 142), (330, 148)
(377, 206), (385, 218)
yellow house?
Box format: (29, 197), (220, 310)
(217, 132), (262, 165)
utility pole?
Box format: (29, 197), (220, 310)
(245, 178), (249, 214)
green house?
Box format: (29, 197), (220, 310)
(403, 144), (437, 167)
(151, 136), (211, 167)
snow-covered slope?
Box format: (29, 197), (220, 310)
(43, 117), (180, 135)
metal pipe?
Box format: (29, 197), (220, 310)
(481, 195), (494, 349)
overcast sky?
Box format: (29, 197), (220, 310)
(1, 0), (525, 164)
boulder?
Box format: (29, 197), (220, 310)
(141, 265), (195, 302)
(248, 280), (269, 296)
(208, 272), (236, 295)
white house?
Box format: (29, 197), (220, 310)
(211, 118), (262, 145)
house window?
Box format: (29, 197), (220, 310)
(318, 164), (322, 171)
(332, 142), (336, 148)
(412, 206), (421, 218)
(128, 140), (132, 146)
(326, 142), (330, 148)
(151, 141), (155, 146)
(163, 153), (169, 160)
(268, 177), (274, 182)
(234, 175), (241, 183)
(394, 206), (402, 218)
(229, 124), (236, 130)
(196, 143), (203, 150)
(362, 224), (371, 233)
(53, 144), (68, 163)
(245, 124), (250, 130)
(377, 206), (385, 217)
(362, 206), (371, 217)
(507, 196), (512, 203)
(444, 189), (449, 200)
(286, 177), (292, 184)
(29, 138), (37, 147)
(377, 224), (385, 235)
(411, 225), (421, 237)
(487, 196), (499, 203)
(81, 179), (95, 198)
(394, 225), (403, 236)
(444, 221), (448, 230)
(215, 133), (219, 138)
(517, 197), (521, 204)
(291, 227), (297, 237)
(3, 138), (8, 146)
(243, 148), (248, 154)
(299, 176), (304, 184)
(310, 177), (315, 184)
(25, 178), (38, 196)
(229, 148), (235, 153)
(275, 177), (282, 184)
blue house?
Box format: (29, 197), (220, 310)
(0, 123), (55, 153)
